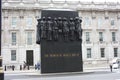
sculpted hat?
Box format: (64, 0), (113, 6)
(58, 17), (62, 20)
(42, 17), (46, 20)
(70, 18), (73, 21)
(48, 17), (51, 20)
(63, 17), (67, 21)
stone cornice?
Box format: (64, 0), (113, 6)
(2, 1), (120, 11)
(2, 7), (42, 10)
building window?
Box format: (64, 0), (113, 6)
(100, 48), (105, 58)
(99, 32), (103, 42)
(84, 17), (90, 26)
(98, 18), (103, 27)
(11, 50), (16, 61)
(86, 32), (90, 42)
(11, 17), (17, 27)
(27, 32), (32, 45)
(26, 17), (32, 27)
(114, 48), (118, 57)
(87, 48), (91, 58)
(12, 32), (16, 45)
(111, 19), (115, 26)
(112, 32), (116, 42)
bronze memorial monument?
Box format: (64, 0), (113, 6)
(36, 10), (83, 73)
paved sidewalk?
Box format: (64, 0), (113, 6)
(5, 67), (109, 72)
(4, 67), (112, 76)
(4, 69), (40, 76)
(5, 69), (37, 73)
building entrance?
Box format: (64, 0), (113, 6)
(26, 50), (34, 66)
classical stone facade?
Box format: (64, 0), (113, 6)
(2, 0), (120, 69)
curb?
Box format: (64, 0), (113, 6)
(40, 71), (94, 77)
(4, 70), (94, 77)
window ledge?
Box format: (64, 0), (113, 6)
(96, 29), (105, 31)
(83, 28), (92, 31)
(99, 41), (106, 44)
(24, 28), (34, 31)
(111, 41), (119, 44)
(109, 28), (118, 31)
(86, 41), (92, 44)
(9, 28), (19, 31)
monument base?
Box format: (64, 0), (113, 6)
(41, 40), (83, 73)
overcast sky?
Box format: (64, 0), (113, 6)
(52, 0), (120, 2)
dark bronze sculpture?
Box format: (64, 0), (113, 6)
(63, 17), (69, 41)
(36, 19), (41, 44)
(58, 17), (63, 33)
(36, 17), (82, 42)
(69, 18), (75, 41)
(40, 17), (47, 39)
(53, 18), (59, 40)
(46, 17), (53, 40)
(75, 17), (82, 40)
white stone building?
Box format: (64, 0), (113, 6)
(2, 0), (120, 69)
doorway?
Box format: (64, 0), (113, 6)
(26, 50), (34, 66)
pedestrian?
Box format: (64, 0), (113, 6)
(23, 61), (27, 70)
(20, 65), (22, 70)
(35, 64), (37, 70)
(110, 64), (112, 72)
(12, 65), (15, 71)
(37, 62), (40, 70)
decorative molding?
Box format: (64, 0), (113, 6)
(105, 17), (109, 20)
(19, 16), (24, 19)
(111, 41), (119, 46)
(99, 41), (106, 44)
(86, 41), (92, 44)
(9, 28), (19, 31)
(112, 41), (119, 44)
(24, 29), (35, 31)
(2, 1), (120, 11)
(4, 16), (8, 19)
(109, 28), (118, 31)
(83, 29), (92, 31)
(96, 29), (105, 31)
